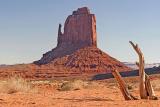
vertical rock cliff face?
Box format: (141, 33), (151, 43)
(34, 7), (131, 73)
(58, 7), (97, 47)
(0, 7), (131, 79)
(34, 7), (97, 64)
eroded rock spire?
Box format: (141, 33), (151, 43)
(35, 7), (97, 64)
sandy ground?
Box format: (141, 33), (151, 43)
(0, 76), (160, 107)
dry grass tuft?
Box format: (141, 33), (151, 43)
(59, 80), (88, 91)
(127, 85), (133, 90)
(0, 75), (36, 94)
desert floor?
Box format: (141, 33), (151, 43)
(0, 75), (160, 107)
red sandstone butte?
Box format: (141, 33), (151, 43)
(33, 7), (131, 73)
(34, 7), (97, 65)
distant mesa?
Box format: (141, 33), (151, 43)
(34, 7), (131, 73)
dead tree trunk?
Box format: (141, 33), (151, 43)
(136, 62), (158, 100)
(111, 66), (138, 100)
(129, 41), (158, 100)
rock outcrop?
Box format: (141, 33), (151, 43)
(34, 7), (131, 73)
(48, 47), (131, 73)
(34, 7), (97, 64)
(58, 7), (97, 47)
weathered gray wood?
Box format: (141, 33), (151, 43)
(130, 41), (158, 100)
(130, 41), (147, 99)
(111, 67), (138, 100)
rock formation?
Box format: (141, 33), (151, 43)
(49, 47), (131, 73)
(34, 7), (97, 64)
(58, 7), (97, 47)
(34, 7), (131, 73)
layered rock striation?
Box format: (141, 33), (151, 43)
(34, 7), (131, 73)
(34, 7), (97, 65)
(57, 7), (97, 47)
(49, 47), (131, 73)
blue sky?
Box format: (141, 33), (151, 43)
(0, 0), (160, 64)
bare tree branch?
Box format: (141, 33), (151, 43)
(110, 66), (138, 100)
(129, 41), (158, 100)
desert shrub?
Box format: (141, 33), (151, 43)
(0, 75), (36, 94)
(127, 85), (133, 90)
(84, 81), (100, 89)
(59, 80), (88, 91)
